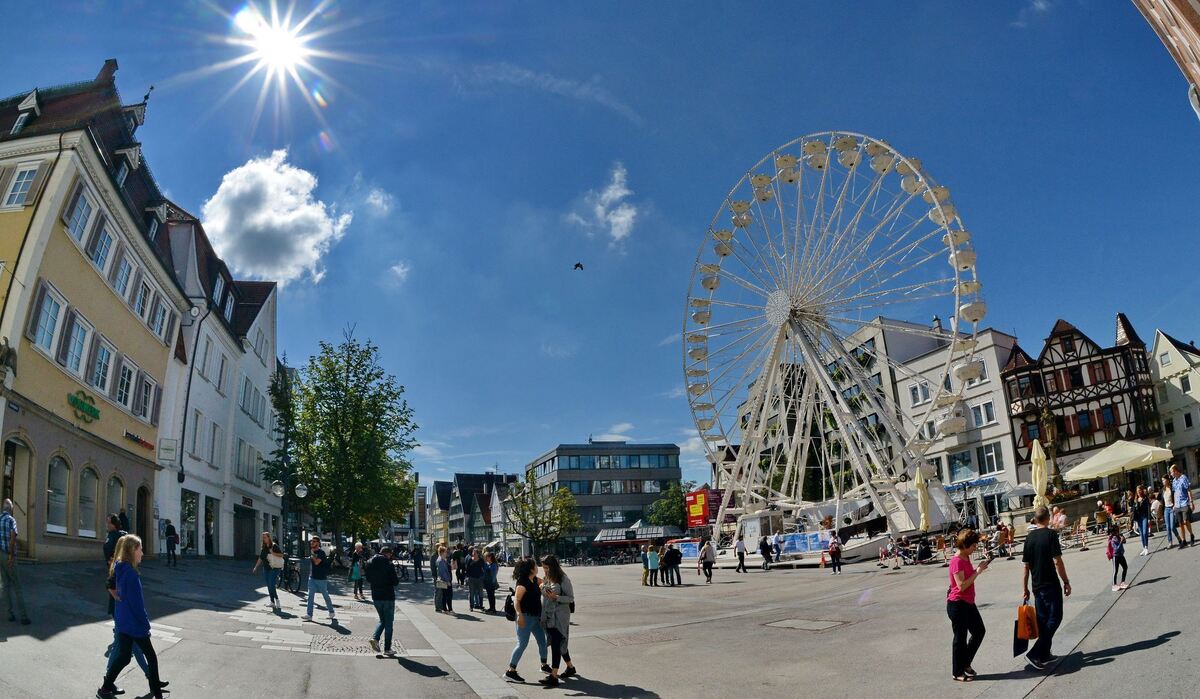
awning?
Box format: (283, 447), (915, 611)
(593, 525), (684, 544)
(946, 478), (1010, 503)
(1064, 440), (1175, 482)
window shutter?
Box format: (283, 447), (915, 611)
(126, 269), (143, 308)
(55, 307), (76, 366)
(106, 243), (126, 285)
(60, 177), (82, 224)
(22, 161), (50, 206)
(131, 371), (146, 415)
(150, 384), (163, 426)
(24, 280), (47, 341)
(83, 334), (101, 384)
(107, 353), (124, 400)
(84, 214), (107, 257)
(0, 166), (13, 201)
(163, 311), (177, 345)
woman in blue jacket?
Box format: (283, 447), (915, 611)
(97, 535), (166, 699)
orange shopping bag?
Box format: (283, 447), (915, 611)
(1016, 603), (1039, 641)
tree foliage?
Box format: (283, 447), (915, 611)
(504, 474), (582, 555)
(292, 330), (418, 556)
(646, 481), (694, 530)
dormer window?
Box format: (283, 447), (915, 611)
(212, 276), (225, 305)
(223, 295), (233, 322)
(10, 112), (30, 135)
(115, 161), (129, 189)
(147, 218), (159, 241)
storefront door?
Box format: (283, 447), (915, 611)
(204, 496), (219, 556)
(233, 505), (256, 559)
(2, 440), (30, 549)
(180, 490), (199, 556)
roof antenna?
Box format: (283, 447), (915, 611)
(143, 85), (155, 104)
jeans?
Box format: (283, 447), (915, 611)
(1165, 507), (1175, 544)
(103, 633), (161, 691)
(468, 579), (484, 609)
(372, 600), (395, 652)
(736, 552), (747, 572)
(413, 560), (424, 581)
(165, 542), (177, 566)
(830, 553), (842, 573)
(702, 561), (714, 582)
(946, 601), (986, 677)
(649, 569), (658, 586)
(107, 621), (148, 675)
(263, 568), (280, 605)
(546, 626), (571, 669)
(354, 578), (364, 596)
(1137, 517), (1150, 549)
(486, 586), (497, 611)
(0, 561), (28, 620)
(1028, 585), (1063, 662)
(440, 585), (453, 611)
(509, 614), (548, 668)
(1113, 555), (1128, 585)
(306, 578), (334, 617)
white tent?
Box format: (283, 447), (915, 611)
(1063, 440), (1174, 482)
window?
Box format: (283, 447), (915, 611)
(909, 381), (930, 406)
(1101, 405), (1117, 428)
(212, 276), (225, 305)
(1161, 353), (1171, 366)
(198, 337), (212, 378)
(106, 476), (124, 519)
(210, 423), (223, 465)
(1186, 413), (1194, 430)
(89, 227), (114, 270)
(216, 355), (228, 393)
(1067, 366), (1084, 389)
(113, 257), (133, 297)
(1016, 375), (1043, 396)
(223, 294), (233, 322)
(91, 343), (113, 391)
(114, 161), (129, 188)
(32, 288), (62, 351)
(643, 480), (662, 493)
(78, 468), (98, 538)
(1183, 376), (1192, 393)
(147, 218), (159, 241)
(1160, 384), (1170, 402)
(190, 410), (203, 455)
(134, 282), (151, 318)
(116, 361), (136, 408)
(3, 168), (36, 207)
(1090, 361), (1109, 384)
(1165, 418), (1175, 435)
(149, 301), (166, 336)
(64, 316), (92, 375)
(1076, 411), (1092, 433)
(10, 112), (30, 135)
(971, 401), (996, 427)
(1062, 336), (1075, 354)
(66, 193), (93, 241)
(948, 450), (973, 482)
(579, 455), (595, 469)
(976, 442), (1004, 475)
(137, 378), (155, 420)
(1026, 421), (1040, 444)
(966, 361), (989, 387)
(46, 456), (69, 534)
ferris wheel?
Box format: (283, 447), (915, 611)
(683, 131), (986, 537)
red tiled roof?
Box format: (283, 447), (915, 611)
(1002, 342), (1035, 372)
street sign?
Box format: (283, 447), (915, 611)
(157, 438), (178, 464)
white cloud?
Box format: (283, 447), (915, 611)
(388, 260), (412, 284)
(657, 333), (681, 347)
(567, 163), (640, 244)
(201, 149), (351, 284)
(593, 433), (631, 442)
(540, 342), (578, 359)
(660, 385), (687, 399)
(608, 422), (635, 434)
(468, 62), (643, 126)
(1012, 0), (1053, 27)
(365, 187), (394, 215)
(413, 444), (444, 460)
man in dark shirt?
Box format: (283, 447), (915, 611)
(366, 547), (399, 655)
(1022, 506), (1072, 669)
(452, 544), (466, 587)
(303, 537), (336, 622)
(411, 545), (425, 582)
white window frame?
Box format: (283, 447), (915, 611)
(223, 294), (233, 322)
(909, 381), (931, 406)
(209, 422), (223, 466)
(89, 225), (115, 272)
(190, 410), (204, 457)
(216, 354), (228, 394)
(112, 256), (133, 298)
(10, 112), (30, 135)
(1182, 375), (1192, 394)
(971, 400), (996, 427)
(147, 218), (159, 241)
(32, 285), (66, 353)
(115, 359), (138, 409)
(1160, 353), (1171, 366)
(133, 281), (151, 318)
(2, 166), (37, 207)
(137, 376), (156, 420)
(64, 314), (93, 377)
(149, 300), (167, 337)
(977, 442), (1004, 475)
(198, 336), (212, 379)
(966, 361), (990, 387)
(66, 190), (94, 241)
(114, 161), (129, 189)
(91, 341), (114, 392)
(212, 276), (225, 305)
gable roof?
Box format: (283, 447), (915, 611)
(231, 281), (275, 336)
(473, 493), (492, 525)
(1161, 330), (1200, 358)
(431, 481), (454, 511)
(1114, 313), (1145, 347)
(1002, 342), (1035, 373)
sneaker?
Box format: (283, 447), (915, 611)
(369, 638), (380, 653)
(96, 686), (118, 699)
(1119, 582), (1130, 590)
(541, 663), (552, 674)
(505, 669), (525, 683)
(328, 615), (337, 623)
(301, 615), (312, 621)
(1027, 656), (1048, 670)
(1112, 585), (1120, 592)
(560, 666), (577, 678)
(384, 649), (396, 657)
(538, 676), (560, 687)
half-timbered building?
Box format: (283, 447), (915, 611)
(1001, 314), (1161, 488)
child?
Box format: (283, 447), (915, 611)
(98, 535), (167, 699)
(1106, 525), (1128, 592)
(828, 534), (843, 575)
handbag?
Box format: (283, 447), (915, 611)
(268, 553), (285, 570)
(504, 589), (517, 621)
(436, 579), (449, 589)
(1016, 603), (1039, 641)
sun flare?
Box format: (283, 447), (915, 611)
(234, 6), (309, 72)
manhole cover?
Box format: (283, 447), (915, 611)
(600, 630), (679, 645)
(765, 619), (845, 631)
(310, 635), (387, 655)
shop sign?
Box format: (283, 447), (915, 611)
(242, 497), (253, 507)
(68, 390), (100, 423)
(157, 438), (178, 465)
(124, 431), (154, 450)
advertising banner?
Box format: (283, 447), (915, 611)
(685, 489), (708, 529)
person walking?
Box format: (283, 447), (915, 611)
(366, 546), (399, 656)
(483, 551), (501, 613)
(436, 545), (454, 613)
(640, 545), (650, 586)
(466, 548), (486, 611)
(946, 529), (989, 682)
(96, 535), (167, 699)
(1131, 485), (1151, 556)
(647, 546), (660, 587)
(103, 515), (147, 679)
(302, 537), (336, 622)
(430, 542), (442, 589)
(1150, 491), (1163, 536)
(538, 555), (577, 687)
(1170, 464), (1194, 547)
(1107, 525), (1129, 591)
(828, 534), (843, 575)
(349, 541), (369, 601)
(1160, 476), (1176, 547)
(772, 531), (783, 560)
(411, 544), (425, 582)
(1022, 506), (1071, 670)
(0, 499), (29, 625)
(759, 536), (773, 570)
(251, 532), (282, 610)
(504, 558), (549, 683)
(162, 519), (178, 568)
(734, 535), (748, 573)
(698, 538), (716, 584)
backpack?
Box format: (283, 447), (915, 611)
(503, 588), (517, 621)
(1105, 538), (1114, 560)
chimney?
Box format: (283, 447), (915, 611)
(96, 58), (119, 83)
(931, 315), (943, 332)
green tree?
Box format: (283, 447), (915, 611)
(292, 330), (418, 562)
(647, 481), (696, 530)
(261, 355), (300, 552)
(504, 474), (582, 556)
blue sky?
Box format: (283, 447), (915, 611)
(3, 1), (1198, 486)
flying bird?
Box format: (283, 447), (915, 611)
(573, 262), (584, 271)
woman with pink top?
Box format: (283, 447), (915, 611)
(946, 529), (990, 682)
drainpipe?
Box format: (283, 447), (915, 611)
(176, 299), (211, 484)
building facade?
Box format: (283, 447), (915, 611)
(428, 480), (452, 546)
(1149, 330), (1200, 481)
(0, 61), (188, 560)
(447, 472), (514, 545)
(526, 441), (681, 550)
(1133, 0), (1200, 120)
(1001, 315), (1161, 490)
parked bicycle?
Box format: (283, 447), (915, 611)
(279, 556), (302, 594)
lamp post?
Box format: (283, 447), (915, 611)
(1040, 406), (1062, 492)
(271, 472), (307, 557)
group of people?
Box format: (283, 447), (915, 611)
(432, 542), (504, 614)
(639, 539), (718, 585)
(506, 555), (578, 687)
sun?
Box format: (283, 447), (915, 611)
(234, 6), (310, 73)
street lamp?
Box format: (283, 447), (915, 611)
(271, 474), (307, 557)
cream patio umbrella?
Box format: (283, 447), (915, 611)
(915, 466), (930, 533)
(1030, 440), (1050, 510)
(1064, 440), (1175, 482)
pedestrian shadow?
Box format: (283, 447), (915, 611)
(1050, 631), (1181, 676)
(1133, 576), (1170, 587)
(385, 656), (450, 677)
(445, 612), (484, 622)
(561, 677), (661, 698)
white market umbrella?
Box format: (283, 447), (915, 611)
(914, 466), (930, 533)
(1064, 440), (1175, 482)
(1030, 440), (1050, 510)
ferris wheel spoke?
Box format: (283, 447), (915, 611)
(697, 313), (768, 336)
(713, 267), (771, 298)
(698, 327), (774, 377)
(746, 190), (793, 288)
(807, 163), (891, 288)
(705, 298), (769, 312)
(711, 330), (785, 420)
(826, 288), (955, 316)
(814, 219), (943, 307)
(702, 327), (777, 396)
(825, 277), (957, 308)
(727, 235), (785, 292)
